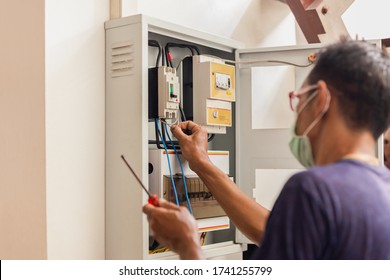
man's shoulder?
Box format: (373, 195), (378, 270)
(285, 159), (389, 196)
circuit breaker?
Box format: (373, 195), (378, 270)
(158, 67), (180, 120)
(193, 55), (235, 101)
(183, 55), (236, 134)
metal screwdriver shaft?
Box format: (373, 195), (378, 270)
(121, 155), (159, 206)
(121, 155), (151, 196)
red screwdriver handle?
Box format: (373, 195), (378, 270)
(148, 194), (159, 206)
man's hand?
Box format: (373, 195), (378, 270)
(143, 199), (204, 260)
(170, 121), (210, 173)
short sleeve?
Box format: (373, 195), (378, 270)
(252, 172), (331, 259)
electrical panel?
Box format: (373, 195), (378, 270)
(145, 38), (238, 255)
(106, 15), (243, 260)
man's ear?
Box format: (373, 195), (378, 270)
(315, 80), (331, 113)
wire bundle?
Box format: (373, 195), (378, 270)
(164, 124), (193, 214)
(155, 118), (180, 205)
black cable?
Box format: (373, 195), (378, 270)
(165, 43), (201, 68)
(164, 44), (173, 68)
(153, 119), (164, 149)
(150, 119), (215, 149)
(148, 40), (162, 67)
(163, 47), (171, 68)
(162, 46), (166, 66)
(150, 119), (181, 149)
(165, 43), (195, 56)
(208, 133), (215, 142)
(191, 45), (200, 55)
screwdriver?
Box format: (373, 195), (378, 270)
(121, 155), (159, 206)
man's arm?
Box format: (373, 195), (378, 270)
(171, 121), (270, 245)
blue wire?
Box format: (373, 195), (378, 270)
(164, 124), (193, 215)
(155, 119), (179, 205)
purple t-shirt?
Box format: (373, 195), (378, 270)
(251, 159), (390, 259)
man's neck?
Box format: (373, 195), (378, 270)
(313, 125), (377, 166)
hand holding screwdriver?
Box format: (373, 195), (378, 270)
(121, 155), (159, 206)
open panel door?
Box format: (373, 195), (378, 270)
(235, 43), (324, 244)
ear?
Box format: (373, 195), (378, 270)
(314, 80), (331, 113)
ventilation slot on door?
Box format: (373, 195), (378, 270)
(111, 42), (134, 77)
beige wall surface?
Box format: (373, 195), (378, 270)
(0, 1), (47, 259)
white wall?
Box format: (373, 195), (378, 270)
(122, 0), (296, 48)
(122, 0), (390, 47)
(343, 1), (390, 40)
(45, 0), (108, 259)
(295, 0), (390, 44)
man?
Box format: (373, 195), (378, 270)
(143, 40), (390, 259)
(385, 128), (390, 169)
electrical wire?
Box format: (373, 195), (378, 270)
(149, 120), (215, 148)
(161, 122), (181, 150)
(150, 119), (181, 150)
(151, 232), (207, 253)
(162, 47), (166, 66)
(165, 43), (198, 56)
(200, 232), (207, 246)
(155, 118), (179, 205)
(152, 119), (165, 150)
(240, 58), (313, 67)
(179, 105), (187, 122)
(175, 55), (192, 71)
(164, 124), (193, 215)
(149, 247), (169, 254)
(148, 40), (162, 67)
(201, 54), (314, 68)
(163, 46), (170, 68)
(165, 43), (200, 68)
(257, 59), (313, 67)
(160, 117), (179, 127)
(207, 133), (215, 142)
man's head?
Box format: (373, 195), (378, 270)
(291, 39), (390, 166)
(306, 39), (390, 139)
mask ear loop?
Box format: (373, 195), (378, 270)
(297, 90), (319, 115)
(302, 89), (331, 136)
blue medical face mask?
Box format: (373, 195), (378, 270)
(289, 89), (330, 168)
